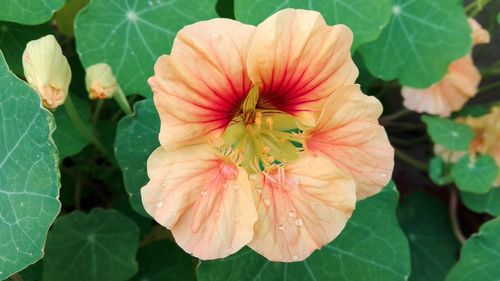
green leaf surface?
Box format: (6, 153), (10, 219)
(0, 0), (65, 25)
(398, 192), (460, 281)
(234, 0), (392, 49)
(0, 51), (61, 280)
(429, 156), (454, 186)
(0, 22), (52, 75)
(452, 154), (498, 194)
(422, 116), (474, 151)
(197, 182), (410, 281)
(359, 0), (471, 87)
(75, 0), (218, 97)
(131, 240), (196, 281)
(53, 95), (91, 159)
(43, 208), (140, 281)
(115, 99), (159, 217)
(446, 217), (500, 281)
(460, 189), (500, 216)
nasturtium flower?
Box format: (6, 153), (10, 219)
(142, 9), (394, 262)
(22, 35), (71, 110)
(401, 18), (490, 117)
(85, 63), (118, 100)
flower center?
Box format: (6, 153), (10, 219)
(223, 86), (303, 172)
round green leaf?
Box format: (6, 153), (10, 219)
(234, 0), (392, 49)
(446, 217), (500, 281)
(43, 208), (140, 281)
(75, 0), (218, 97)
(398, 192), (460, 281)
(0, 0), (65, 25)
(422, 115), (474, 151)
(460, 189), (500, 216)
(0, 51), (61, 280)
(452, 154), (498, 194)
(429, 156), (454, 186)
(131, 240), (196, 281)
(0, 22), (52, 75)
(53, 95), (91, 159)
(359, 0), (471, 87)
(115, 99), (159, 217)
(197, 182), (410, 281)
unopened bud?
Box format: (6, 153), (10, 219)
(85, 63), (118, 100)
(22, 35), (72, 110)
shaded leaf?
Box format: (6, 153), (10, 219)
(197, 182), (410, 281)
(115, 99), (159, 217)
(75, 0), (218, 97)
(451, 154), (498, 194)
(0, 51), (61, 279)
(460, 189), (500, 216)
(422, 115), (474, 151)
(359, 0), (471, 87)
(429, 156), (454, 186)
(43, 208), (140, 281)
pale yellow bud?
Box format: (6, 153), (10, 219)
(22, 35), (71, 110)
(85, 63), (118, 100)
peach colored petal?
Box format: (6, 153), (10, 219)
(305, 85), (394, 199)
(402, 55), (480, 117)
(149, 19), (255, 150)
(468, 18), (490, 45)
(248, 155), (356, 262)
(246, 9), (358, 127)
(141, 145), (257, 260)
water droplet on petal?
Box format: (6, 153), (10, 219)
(292, 254), (299, 261)
(201, 190), (208, 196)
(264, 199), (271, 206)
(278, 224), (285, 231)
(288, 210), (296, 218)
(380, 173), (387, 178)
(156, 201), (164, 209)
(294, 218), (303, 226)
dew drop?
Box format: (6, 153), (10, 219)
(380, 172), (387, 178)
(292, 254), (299, 261)
(264, 199), (271, 206)
(256, 188), (262, 193)
(288, 210), (295, 218)
(294, 218), (303, 226)
(278, 224), (285, 231)
(156, 201), (164, 209)
(200, 190), (208, 196)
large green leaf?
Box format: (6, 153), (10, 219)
(0, 0), (65, 25)
(43, 208), (140, 281)
(0, 22), (52, 75)
(359, 0), (471, 87)
(0, 51), (60, 279)
(131, 240), (196, 281)
(446, 217), (500, 281)
(398, 192), (460, 281)
(451, 154), (498, 194)
(75, 0), (218, 97)
(422, 116), (474, 151)
(197, 182), (410, 281)
(53, 95), (91, 159)
(460, 189), (500, 216)
(115, 99), (159, 217)
(234, 0), (392, 49)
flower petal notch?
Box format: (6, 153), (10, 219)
(149, 18), (255, 150)
(22, 35), (71, 110)
(85, 63), (118, 100)
(401, 18), (489, 117)
(306, 85), (394, 199)
(141, 145), (257, 260)
(246, 9), (358, 127)
(143, 8), (395, 262)
(248, 155), (356, 262)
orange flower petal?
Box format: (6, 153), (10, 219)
(246, 9), (358, 126)
(306, 85), (394, 199)
(469, 18), (490, 46)
(402, 55), (480, 117)
(248, 155), (356, 262)
(141, 145), (257, 260)
(149, 19), (255, 150)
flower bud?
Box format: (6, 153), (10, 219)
(85, 63), (118, 100)
(22, 35), (71, 110)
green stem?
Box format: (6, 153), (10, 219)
(380, 109), (412, 123)
(479, 80), (500, 94)
(114, 86), (132, 115)
(64, 95), (113, 162)
(466, 0), (492, 17)
(92, 99), (105, 126)
(449, 188), (466, 244)
(394, 149), (429, 171)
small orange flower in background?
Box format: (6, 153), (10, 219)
(22, 35), (71, 110)
(142, 9), (394, 262)
(401, 18), (490, 117)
